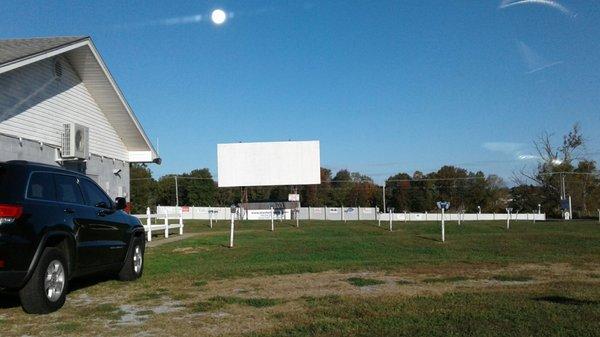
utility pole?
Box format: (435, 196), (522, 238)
(561, 173), (566, 200)
(382, 182), (386, 213)
(174, 175), (179, 207)
(560, 173), (569, 220)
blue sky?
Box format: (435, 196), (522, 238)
(2, 0), (599, 183)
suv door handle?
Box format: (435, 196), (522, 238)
(64, 208), (75, 214)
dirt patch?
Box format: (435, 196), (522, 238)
(172, 246), (211, 254)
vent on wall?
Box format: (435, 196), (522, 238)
(61, 123), (89, 160)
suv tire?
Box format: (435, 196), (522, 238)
(19, 247), (68, 314)
(118, 236), (144, 281)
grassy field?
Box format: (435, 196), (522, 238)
(1, 220), (599, 336)
(145, 219), (600, 280)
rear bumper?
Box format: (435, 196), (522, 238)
(0, 234), (34, 289)
(0, 270), (26, 289)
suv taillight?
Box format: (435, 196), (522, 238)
(0, 204), (23, 225)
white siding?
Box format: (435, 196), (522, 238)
(0, 56), (128, 161)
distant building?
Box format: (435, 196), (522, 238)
(0, 36), (159, 200)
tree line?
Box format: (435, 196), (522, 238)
(130, 125), (599, 218)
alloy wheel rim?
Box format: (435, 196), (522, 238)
(44, 260), (65, 302)
(133, 245), (142, 274)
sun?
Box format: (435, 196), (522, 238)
(211, 9), (227, 25)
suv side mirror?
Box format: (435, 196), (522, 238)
(115, 197), (127, 210)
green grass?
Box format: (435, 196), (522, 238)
(423, 276), (470, 283)
(346, 277), (386, 287)
(191, 296), (282, 312)
(136, 310), (155, 316)
(54, 321), (81, 334)
(144, 220), (600, 282)
(491, 274), (534, 282)
(396, 279), (414, 285)
(132, 289), (168, 302)
(301, 295), (343, 308)
(78, 303), (124, 320)
(248, 282), (600, 337)
(193, 280), (208, 287)
(3, 220), (598, 337)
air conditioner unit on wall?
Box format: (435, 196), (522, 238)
(61, 123), (89, 160)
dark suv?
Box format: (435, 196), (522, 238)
(0, 161), (145, 314)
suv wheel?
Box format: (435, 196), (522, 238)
(19, 247), (68, 314)
(119, 237), (144, 281)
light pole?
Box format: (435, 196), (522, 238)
(174, 175), (179, 207)
(229, 205), (236, 248)
(437, 201), (450, 242)
(382, 182), (386, 217)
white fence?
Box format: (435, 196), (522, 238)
(377, 212), (545, 221)
(135, 207), (184, 241)
(150, 206), (546, 222)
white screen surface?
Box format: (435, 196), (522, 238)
(217, 141), (321, 187)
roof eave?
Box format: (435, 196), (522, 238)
(84, 39), (160, 161)
(0, 37), (90, 75)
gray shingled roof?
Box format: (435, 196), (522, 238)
(0, 36), (88, 67)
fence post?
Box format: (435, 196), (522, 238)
(164, 210), (169, 238)
(425, 211), (428, 221)
(441, 208), (445, 242)
(146, 207), (152, 242)
(229, 211), (235, 248)
(389, 209), (393, 231)
(271, 207), (274, 231)
(179, 208), (184, 235)
(358, 206), (361, 221)
(404, 211), (407, 223)
(342, 206), (345, 222)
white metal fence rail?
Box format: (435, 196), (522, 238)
(147, 206), (546, 222)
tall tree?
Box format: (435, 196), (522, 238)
(129, 164), (157, 214)
(519, 123), (597, 217)
(184, 169), (217, 206)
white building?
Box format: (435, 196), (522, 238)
(0, 36), (159, 201)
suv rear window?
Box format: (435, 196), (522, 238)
(54, 174), (84, 204)
(27, 172), (56, 201)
